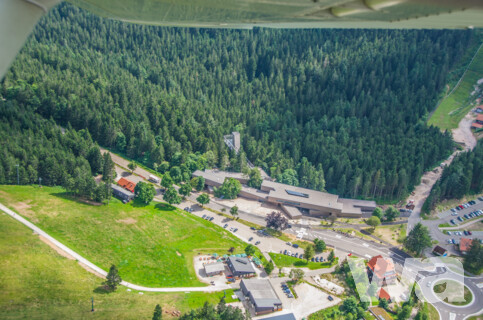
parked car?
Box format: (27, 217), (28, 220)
(229, 227), (234, 231)
(451, 212), (458, 216)
(452, 239), (456, 244)
(328, 295), (334, 301)
(249, 237), (253, 242)
(202, 214), (206, 219)
(463, 230), (468, 235)
(447, 239), (452, 244)
(223, 224), (228, 228)
(457, 217), (463, 222)
(209, 217), (214, 221)
(295, 253), (299, 258)
(464, 214), (470, 219)
(286, 242), (292, 246)
(447, 231), (452, 235)
(255, 241), (260, 245)
(299, 254), (304, 259)
(311, 257), (315, 262)
(456, 206), (461, 211)
(478, 196), (483, 201)
(315, 257), (319, 262)
(233, 228), (238, 232)
(250, 227), (256, 230)
(287, 294), (294, 298)
(450, 219), (457, 225)
(468, 231), (472, 235)
(283, 250), (287, 255)
(292, 244), (299, 248)
(451, 208), (456, 213)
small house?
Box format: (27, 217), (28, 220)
(432, 245), (448, 257)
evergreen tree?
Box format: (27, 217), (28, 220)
(104, 265), (122, 291)
(152, 304), (162, 320)
(405, 223), (432, 255)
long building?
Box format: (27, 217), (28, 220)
(193, 169), (376, 218)
(240, 279), (282, 315)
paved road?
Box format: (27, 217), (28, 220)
(417, 267), (483, 320)
(0, 202), (230, 293)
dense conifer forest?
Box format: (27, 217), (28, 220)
(0, 3), (475, 201)
(423, 141), (483, 214)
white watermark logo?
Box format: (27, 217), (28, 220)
(347, 256), (466, 304)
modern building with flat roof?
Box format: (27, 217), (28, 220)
(240, 279), (282, 315)
(192, 169), (376, 218)
(226, 256), (256, 278)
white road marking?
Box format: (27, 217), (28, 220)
(363, 243), (369, 247)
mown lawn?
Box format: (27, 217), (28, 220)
(0, 185), (246, 287)
(0, 212), (234, 320)
(269, 252), (338, 270)
(428, 44), (483, 130)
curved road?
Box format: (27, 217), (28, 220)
(0, 202), (230, 293)
(417, 268), (483, 320)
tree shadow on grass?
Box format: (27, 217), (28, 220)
(130, 198), (150, 208)
(154, 202), (176, 211)
(293, 260), (309, 267)
(50, 192), (103, 206)
(93, 285), (112, 294)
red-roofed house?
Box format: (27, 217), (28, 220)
(118, 177), (136, 193)
(477, 114), (483, 124)
(367, 255), (397, 285)
(377, 287), (391, 302)
(459, 238), (473, 253)
(471, 122), (483, 129)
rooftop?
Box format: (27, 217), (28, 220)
(367, 255), (396, 279)
(262, 180), (343, 211)
(477, 114), (483, 121)
(228, 256), (256, 274)
(117, 177), (136, 193)
(204, 262), (225, 274)
(242, 279), (282, 308)
(432, 245), (447, 255)
(111, 184), (134, 197)
(259, 313), (296, 320)
(459, 238), (473, 252)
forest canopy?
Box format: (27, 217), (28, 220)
(1, 3), (473, 201)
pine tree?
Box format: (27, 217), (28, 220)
(152, 304), (162, 320)
(104, 265), (122, 291)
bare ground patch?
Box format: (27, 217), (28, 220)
(116, 218), (137, 225)
(38, 235), (75, 260)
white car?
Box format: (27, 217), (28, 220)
(427, 281), (432, 287)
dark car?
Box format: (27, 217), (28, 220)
(315, 257), (319, 262)
(299, 254), (303, 259)
(250, 227), (256, 230)
(468, 231), (472, 235)
(233, 228), (238, 232)
(209, 217), (214, 221)
(295, 253), (299, 258)
(328, 295), (334, 301)
(456, 206), (461, 211)
(202, 214), (206, 219)
(255, 241), (260, 245)
(249, 237), (253, 241)
(223, 224), (228, 228)
(311, 257), (315, 262)
(457, 217), (463, 222)
(463, 230), (468, 235)
(292, 244), (299, 248)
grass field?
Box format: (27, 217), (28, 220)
(371, 224), (406, 246)
(269, 253), (338, 270)
(0, 212), (235, 319)
(0, 185), (246, 287)
(428, 42), (483, 130)
(433, 280), (473, 306)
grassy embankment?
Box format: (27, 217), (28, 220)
(269, 252), (338, 270)
(428, 41), (483, 131)
(0, 185), (246, 288)
(433, 280), (473, 306)
(0, 211), (235, 320)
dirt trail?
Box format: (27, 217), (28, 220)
(452, 111), (477, 151)
(407, 109), (478, 232)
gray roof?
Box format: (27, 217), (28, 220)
(228, 256), (256, 274)
(339, 198), (377, 209)
(204, 262), (225, 274)
(260, 313), (296, 320)
(242, 279), (282, 307)
(111, 184), (134, 197)
(262, 180), (342, 210)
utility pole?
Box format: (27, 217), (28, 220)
(15, 164), (19, 185)
(39, 177), (42, 188)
